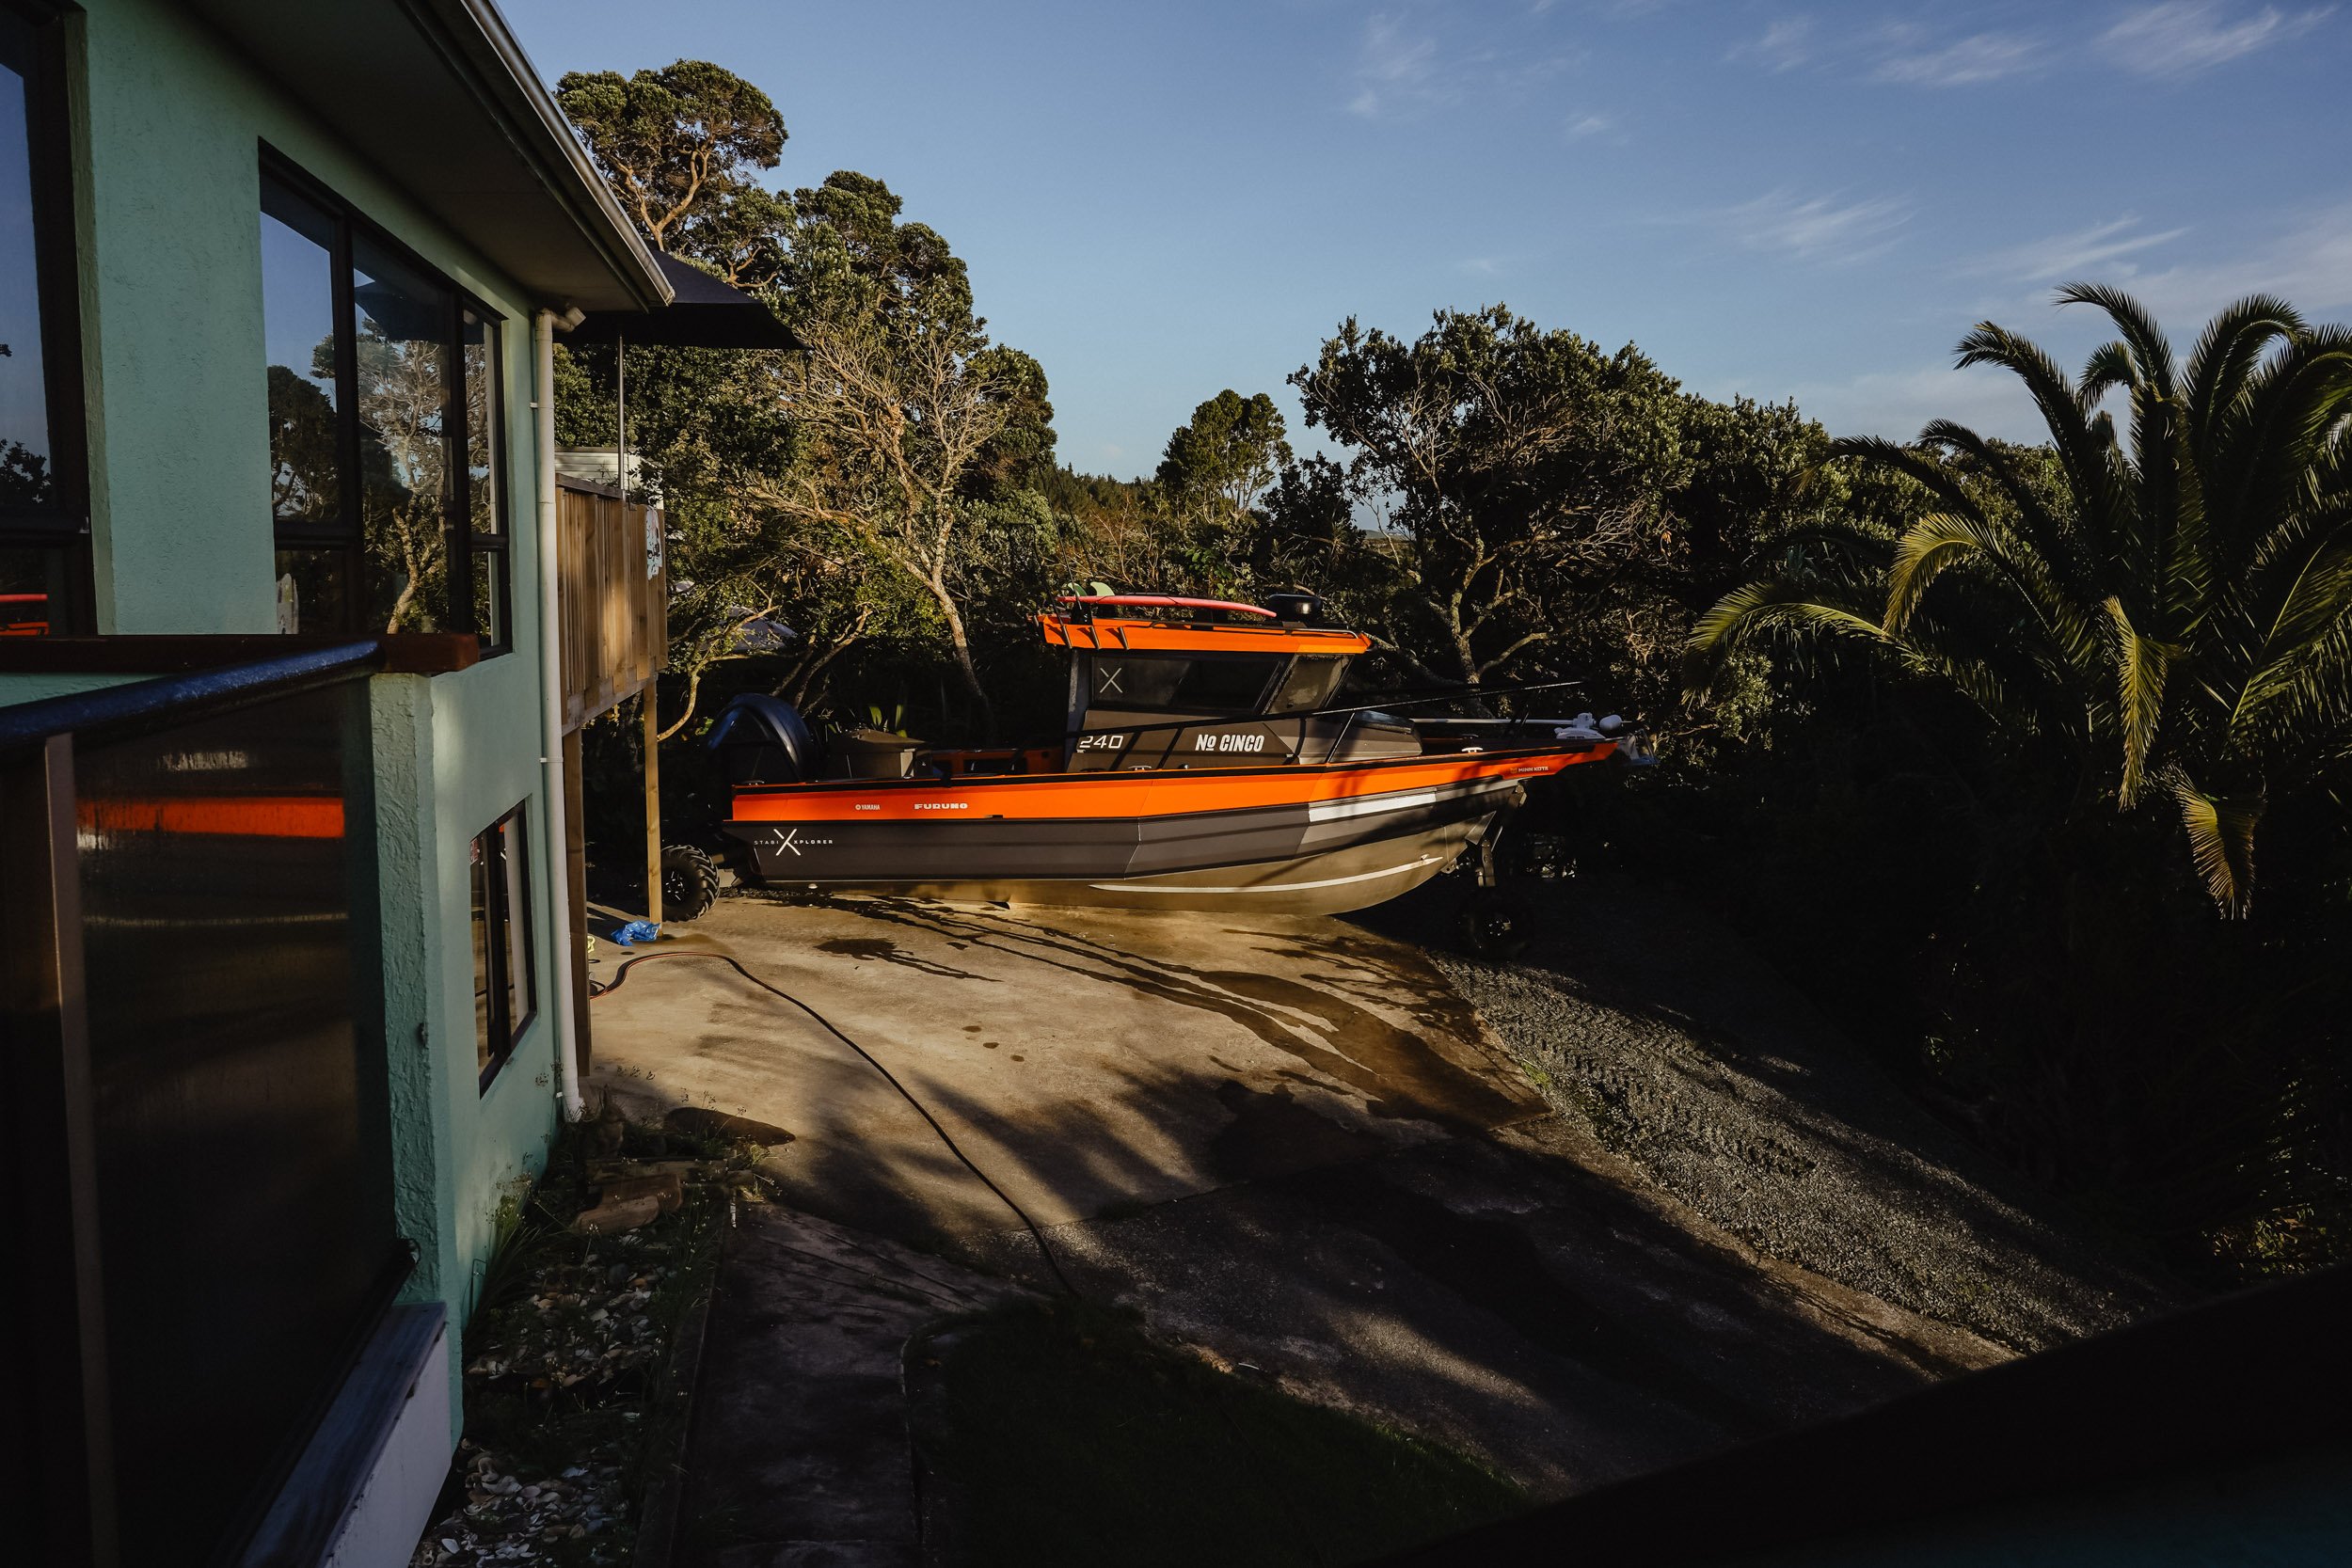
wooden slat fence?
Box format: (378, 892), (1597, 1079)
(557, 476), (667, 734)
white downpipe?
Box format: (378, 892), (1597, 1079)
(535, 309), (584, 1122)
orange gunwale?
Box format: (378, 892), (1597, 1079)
(1040, 613), (1373, 657)
(77, 796), (347, 839)
(729, 743), (1613, 824)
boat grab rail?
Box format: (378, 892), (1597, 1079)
(1049, 678), (1590, 768)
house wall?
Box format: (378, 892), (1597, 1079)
(12, 0), (576, 1441)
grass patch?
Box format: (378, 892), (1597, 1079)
(913, 1298), (1525, 1567)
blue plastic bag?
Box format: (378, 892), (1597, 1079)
(612, 920), (661, 947)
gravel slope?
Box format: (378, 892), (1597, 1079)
(1386, 873), (2174, 1352)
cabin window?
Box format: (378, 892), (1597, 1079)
(1092, 653), (1285, 713)
(470, 804), (537, 1092)
(0, 4), (87, 634)
(262, 155), (510, 646)
(1268, 656), (1346, 715)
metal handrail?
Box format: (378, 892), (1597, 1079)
(0, 641), (383, 752)
(1055, 677), (1592, 768)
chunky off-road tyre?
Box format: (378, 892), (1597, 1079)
(660, 844), (721, 922)
(1459, 891), (1528, 959)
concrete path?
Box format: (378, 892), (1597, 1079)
(586, 894), (2012, 1551)
(679, 1205), (1022, 1568)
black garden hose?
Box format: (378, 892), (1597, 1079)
(591, 948), (1078, 1296)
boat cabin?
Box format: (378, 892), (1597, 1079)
(1040, 594), (1415, 771)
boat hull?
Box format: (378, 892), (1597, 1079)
(722, 746), (1606, 914)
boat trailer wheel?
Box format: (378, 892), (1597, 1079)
(1458, 792), (1531, 958)
(660, 845), (722, 922)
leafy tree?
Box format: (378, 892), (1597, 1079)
(1694, 287), (2352, 916)
(1293, 306), (1690, 686)
(1156, 389), (1293, 531)
(556, 61), (787, 260)
(751, 172), (1040, 736)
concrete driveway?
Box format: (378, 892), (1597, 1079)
(585, 893), (2006, 1560)
(588, 895), (1542, 1242)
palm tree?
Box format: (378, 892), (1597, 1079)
(1693, 286), (2352, 915)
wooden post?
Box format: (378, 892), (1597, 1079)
(643, 691), (662, 926)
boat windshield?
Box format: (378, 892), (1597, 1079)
(1091, 653), (1284, 713)
(1267, 656), (1347, 715)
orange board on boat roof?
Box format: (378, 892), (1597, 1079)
(1040, 613), (1372, 656)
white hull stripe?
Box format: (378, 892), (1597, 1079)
(1303, 774), (1517, 825)
(1099, 854), (1447, 896)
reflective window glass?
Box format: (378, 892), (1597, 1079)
(0, 540), (66, 633)
(499, 812), (535, 1038)
(1269, 656), (1346, 715)
(353, 235), (453, 633)
(472, 803), (537, 1089)
(0, 33), (51, 508)
(464, 309), (498, 536)
(1171, 657), (1283, 712)
(274, 546), (347, 636)
(262, 160), (504, 646)
(260, 181), (339, 528)
(470, 546), (504, 647)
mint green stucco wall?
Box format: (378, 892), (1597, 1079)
(23, 0), (578, 1441)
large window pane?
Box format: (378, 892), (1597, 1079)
(261, 181), (340, 529)
(499, 811), (535, 1040)
(0, 29), (53, 509)
(264, 162), (504, 645)
(274, 546), (348, 636)
(470, 832), (494, 1070)
(470, 545), (505, 648)
(464, 309), (499, 537)
(353, 235), (453, 633)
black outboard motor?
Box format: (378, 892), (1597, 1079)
(707, 693), (818, 785)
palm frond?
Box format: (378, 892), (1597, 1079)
(2106, 595), (2171, 808)
(2057, 282), (2179, 404)
(1688, 577), (1888, 657)
(1914, 418), (2098, 606)
(2171, 774), (2260, 918)
(2079, 340), (2137, 406)
(2184, 293), (2301, 455)
(1955, 322), (2129, 559)
(1884, 512), (2000, 635)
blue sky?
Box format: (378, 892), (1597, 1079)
(501, 0), (2352, 478)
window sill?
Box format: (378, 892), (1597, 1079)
(0, 632), (483, 676)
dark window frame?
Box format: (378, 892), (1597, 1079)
(262, 146), (512, 651)
(0, 0), (93, 632)
(471, 802), (537, 1093)
(1092, 651), (1288, 716)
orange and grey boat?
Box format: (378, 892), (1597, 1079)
(707, 592), (1647, 914)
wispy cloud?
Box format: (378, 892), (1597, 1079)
(1349, 13), (1441, 118)
(1759, 364), (2043, 441)
(1715, 188), (1914, 265)
(2097, 2), (2332, 77)
(2098, 205), (2352, 319)
(1726, 16), (1816, 72)
(1565, 111), (1615, 139)
(1965, 215), (2191, 282)
(1343, 9), (1584, 119)
(1873, 31), (2045, 86)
